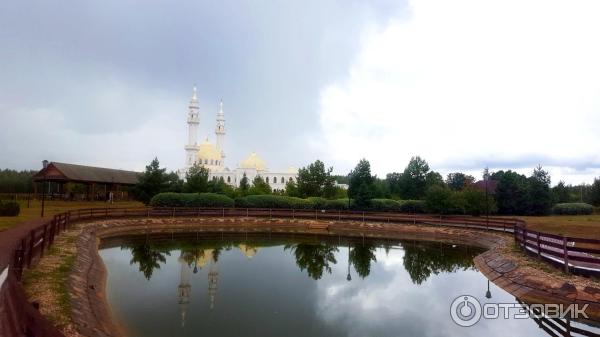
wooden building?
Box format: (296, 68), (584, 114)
(32, 161), (140, 201)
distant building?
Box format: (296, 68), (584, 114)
(179, 86), (298, 191)
(32, 161), (139, 200)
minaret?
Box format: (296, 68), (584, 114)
(185, 86), (200, 169)
(208, 257), (219, 310)
(215, 99), (226, 167)
(177, 253), (191, 327)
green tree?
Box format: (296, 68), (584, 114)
(285, 179), (299, 197)
(296, 160), (336, 198)
(425, 171), (445, 189)
(133, 158), (170, 204)
(425, 185), (456, 214)
(184, 163), (209, 193)
(552, 181), (571, 204)
(238, 173), (250, 196)
(166, 172), (184, 192)
(446, 172), (475, 191)
(386, 172), (403, 197)
(398, 156), (431, 199)
(589, 178), (600, 206)
(248, 175), (271, 195)
(0, 169), (36, 193)
(208, 176), (236, 197)
(461, 187), (497, 216)
(348, 159), (375, 209)
(526, 165), (552, 215)
(491, 170), (529, 215)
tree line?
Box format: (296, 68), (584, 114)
(133, 156), (600, 215)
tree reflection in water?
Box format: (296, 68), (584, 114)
(349, 243), (377, 279)
(127, 243), (170, 280)
(401, 241), (476, 285)
(284, 243), (339, 280)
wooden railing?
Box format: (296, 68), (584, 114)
(0, 206), (598, 336)
(514, 224), (600, 277)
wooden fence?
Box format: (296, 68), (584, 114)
(1, 207), (599, 336)
(514, 224), (600, 278)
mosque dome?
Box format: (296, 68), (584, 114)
(240, 152), (267, 171)
(197, 139), (222, 166)
(238, 244), (259, 258)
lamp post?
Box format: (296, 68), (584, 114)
(484, 167), (489, 230)
(346, 245), (352, 282)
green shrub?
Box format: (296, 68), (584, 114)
(0, 200), (20, 216)
(370, 199), (403, 211)
(150, 192), (234, 208)
(398, 200), (426, 213)
(552, 203), (594, 215)
(323, 198), (350, 210)
(235, 195), (314, 209)
(307, 197), (328, 209)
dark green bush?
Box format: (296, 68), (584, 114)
(150, 193), (234, 208)
(370, 199), (403, 211)
(307, 197), (328, 209)
(323, 198), (351, 210)
(0, 200), (20, 216)
(235, 195), (313, 209)
(552, 203), (594, 215)
(398, 200), (426, 213)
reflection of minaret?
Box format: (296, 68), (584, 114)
(208, 256), (219, 310)
(178, 252), (191, 327)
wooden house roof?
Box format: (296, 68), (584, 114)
(33, 162), (140, 185)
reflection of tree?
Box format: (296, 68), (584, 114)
(128, 244), (170, 280)
(285, 243), (338, 280)
(350, 243), (377, 278)
(402, 242), (476, 285)
(212, 248), (222, 262)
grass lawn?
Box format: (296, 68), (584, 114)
(515, 214), (600, 238)
(0, 199), (144, 231)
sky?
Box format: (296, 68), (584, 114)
(1, 0), (599, 185)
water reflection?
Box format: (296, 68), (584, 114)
(100, 233), (599, 337)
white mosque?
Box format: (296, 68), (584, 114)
(180, 86), (298, 190)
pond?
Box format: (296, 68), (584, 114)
(99, 233), (599, 337)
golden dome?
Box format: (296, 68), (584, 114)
(197, 139), (221, 162)
(240, 152), (267, 171)
(238, 244), (258, 258)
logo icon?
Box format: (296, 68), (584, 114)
(450, 295), (482, 327)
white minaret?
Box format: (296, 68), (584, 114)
(185, 86), (200, 169)
(215, 99), (226, 167)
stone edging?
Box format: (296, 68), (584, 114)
(68, 217), (600, 336)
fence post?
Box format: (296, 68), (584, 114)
(522, 228), (527, 249)
(362, 212), (365, 223)
(270, 209), (272, 220)
(315, 209), (318, 221)
(246, 208), (249, 218)
(40, 224), (48, 257)
(292, 208), (295, 220)
(338, 210), (341, 221)
(562, 236), (570, 274)
(27, 230), (35, 268)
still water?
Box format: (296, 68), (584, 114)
(99, 233), (598, 337)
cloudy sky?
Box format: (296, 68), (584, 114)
(1, 0), (599, 184)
